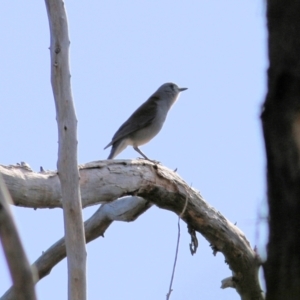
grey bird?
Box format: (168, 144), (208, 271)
(104, 82), (188, 160)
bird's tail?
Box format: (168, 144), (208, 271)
(106, 139), (127, 159)
(107, 148), (115, 159)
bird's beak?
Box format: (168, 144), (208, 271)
(179, 87), (188, 92)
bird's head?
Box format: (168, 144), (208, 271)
(155, 83), (187, 108)
(157, 82), (187, 97)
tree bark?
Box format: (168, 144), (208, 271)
(44, 1), (86, 299)
(262, 1), (300, 299)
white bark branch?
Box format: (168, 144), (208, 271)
(0, 176), (37, 300)
(1, 196), (150, 300)
(44, 1), (86, 299)
(0, 160), (263, 300)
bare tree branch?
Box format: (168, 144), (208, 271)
(1, 196), (151, 300)
(0, 160), (263, 300)
(44, 0), (86, 299)
(0, 175), (36, 300)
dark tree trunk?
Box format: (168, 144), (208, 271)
(262, 1), (300, 299)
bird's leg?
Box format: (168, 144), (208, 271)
(133, 146), (160, 164)
(133, 146), (150, 160)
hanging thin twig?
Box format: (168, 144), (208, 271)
(166, 194), (189, 300)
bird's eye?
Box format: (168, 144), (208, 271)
(170, 84), (175, 90)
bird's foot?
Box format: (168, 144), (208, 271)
(137, 157), (161, 165)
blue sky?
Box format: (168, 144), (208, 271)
(0, 1), (267, 299)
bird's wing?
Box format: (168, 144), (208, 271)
(104, 95), (159, 149)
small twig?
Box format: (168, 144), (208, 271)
(166, 195), (188, 300)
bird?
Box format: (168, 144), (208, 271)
(104, 82), (187, 161)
